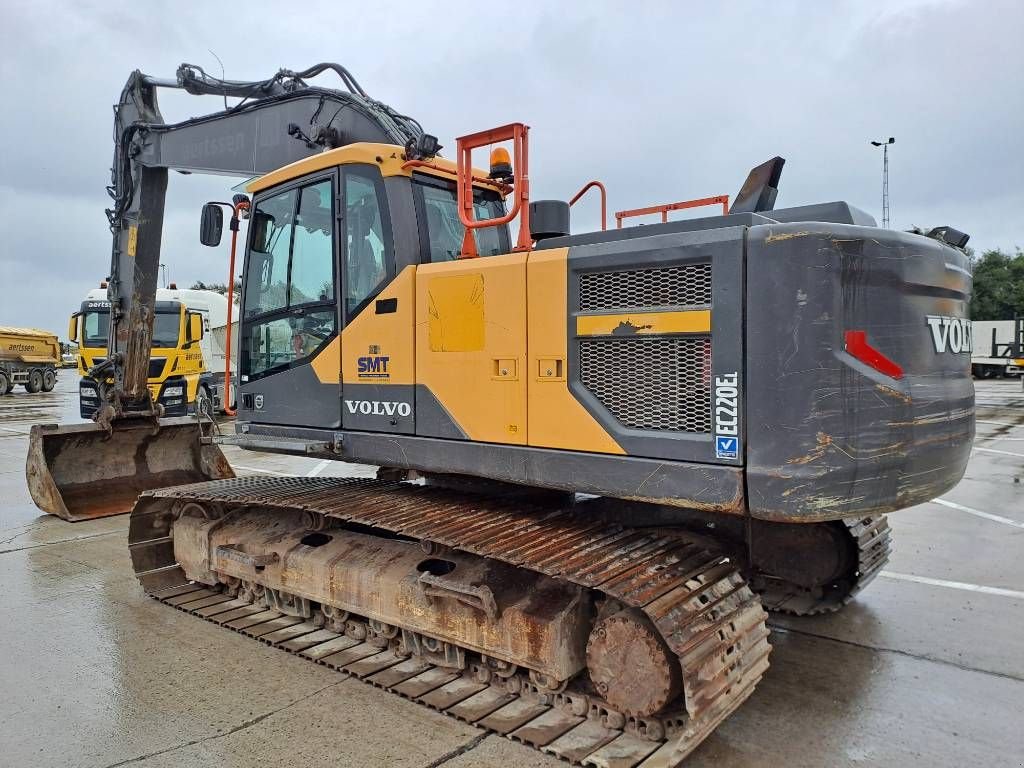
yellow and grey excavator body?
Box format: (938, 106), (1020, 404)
(27, 64), (974, 765)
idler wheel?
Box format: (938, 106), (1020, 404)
(586, 609), (681, 717)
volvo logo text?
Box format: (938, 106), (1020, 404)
(926, 315), (972, 354)
(344, 400), (412, 417)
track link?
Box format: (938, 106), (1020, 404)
(753, 516), (892, 616)
(130, 476), (771, 767)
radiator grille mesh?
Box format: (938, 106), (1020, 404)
(580, 336), (712, 432)
(579, 263), (711, 311)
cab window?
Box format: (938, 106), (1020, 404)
(412, 174), (509, 262)
(241, 177), (337, 380)
(151, 312), (181, 348)
(82, 310), (109, 348)
(344, 168), (392, 318)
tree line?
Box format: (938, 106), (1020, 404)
(969, 248), (1024, 320)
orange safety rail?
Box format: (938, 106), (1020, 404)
(569, 181), (608, 231)
(615, 195), (729, 229)
(222, 199), (249, 416)
(456, 123), (531, 258)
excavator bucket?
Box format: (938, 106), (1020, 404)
(26, 417), (234, 522)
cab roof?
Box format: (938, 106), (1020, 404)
(246, 142), (500, 195)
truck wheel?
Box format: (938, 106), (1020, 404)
(25, 369), (43, 393)
(0, 371), (10, 396)
(196, 384), (214, 419)
(42, 369), (57, 392)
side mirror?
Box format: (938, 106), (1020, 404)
(185, 311), (204, 344)
(68, 313), (80, 344)
(200, 203), (223, 247)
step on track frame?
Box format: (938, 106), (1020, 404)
(130, 476), (772, 767)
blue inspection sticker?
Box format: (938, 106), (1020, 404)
(715, 436), (739, 459)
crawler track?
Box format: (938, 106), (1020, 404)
(753, 516), (892, 616)
(130, 476), (771, 767)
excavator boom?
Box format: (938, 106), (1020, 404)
(27, 63), (426, 520)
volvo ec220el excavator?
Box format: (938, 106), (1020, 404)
(26, 64), (974, 766)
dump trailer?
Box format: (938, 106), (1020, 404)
(0, 327), (60, 395)
(27, 64), (974, 765)
(71, 286), (235, 417)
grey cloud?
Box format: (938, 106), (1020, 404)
(1, 0), (1021, 337)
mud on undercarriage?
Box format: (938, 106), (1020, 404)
(129, 476), (891, 765)
(131, 476), (776, 766)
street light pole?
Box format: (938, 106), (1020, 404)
(870, 137), (895, 228)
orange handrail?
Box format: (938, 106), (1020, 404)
(615, 195), (729, 228)
(455, 123), (531, 258)
(569, 181), (608, 231)
(222, 199), (249, 417)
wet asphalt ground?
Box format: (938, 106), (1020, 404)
(0, 374), (1021, 767)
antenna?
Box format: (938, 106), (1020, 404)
(870, 137), (895, 228)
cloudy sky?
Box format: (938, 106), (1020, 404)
(1, 0), (1021, 337)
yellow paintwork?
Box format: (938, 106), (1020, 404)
(247, 142), (500, 195)
(340, 265), (417, 387)
(416, 253), (528, 444)
(310, 337), (341, 385)
(528, 250), (625, 454)
(427, 273), (486, 352)
(575, 309), (712, 337)
(0, 327), (60, 365)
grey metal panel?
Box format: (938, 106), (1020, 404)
(341, 383), (415, 434)
(566, 227), (745, 465)
(542, 212), (769, 249)
(382, 176), (421, 272)
(233, 423), (744, 514)
(763, 201), (876, 227)
(238, 359), (340, 429)
(414, 385), (469, 439)
(744, 223), (974, 522)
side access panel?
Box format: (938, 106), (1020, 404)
(415, 253), (528, 444)
(341, 266), (417, 434)
(527, 248), (625, 455)
(563, 228), (745, 465)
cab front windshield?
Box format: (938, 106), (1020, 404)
(81, 310), (180, 349)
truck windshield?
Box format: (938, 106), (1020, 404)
(81, 310), (180, 349)
(82, 311), (109, 349)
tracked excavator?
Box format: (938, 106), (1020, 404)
(26, 63), (975, 765)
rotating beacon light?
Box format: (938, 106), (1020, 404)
(489, 146), (513, 183)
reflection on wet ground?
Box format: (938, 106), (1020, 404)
(0, 376), (1022, 767)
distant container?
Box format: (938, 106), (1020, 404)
(0, 326), (60, 395)
(971, 319), (1024, 378)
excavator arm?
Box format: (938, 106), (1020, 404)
(104, 63), (424, 418)
(28, 63), (428, 520)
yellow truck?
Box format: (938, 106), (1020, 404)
(69, 287), (233, 418)
(0, 327), (60, 395)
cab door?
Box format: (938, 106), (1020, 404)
(339, 165), (417, 434)
(237, 173), (342, 428)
